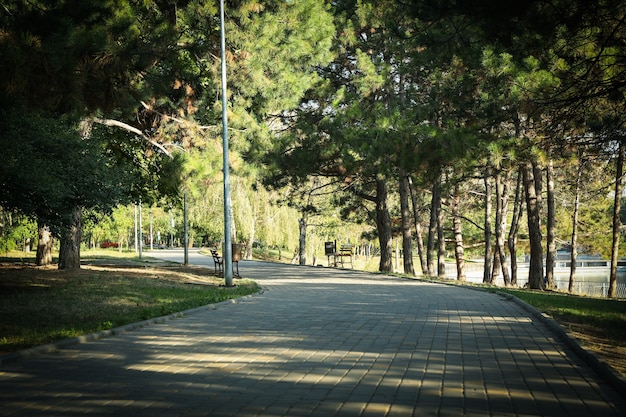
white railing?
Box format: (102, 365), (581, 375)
(444, 261), (626, 298)
(560, 281), (626, 298)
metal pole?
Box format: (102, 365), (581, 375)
(134, 204), (138, 253)
(220, 0), (233, 286)
(169, 210), (174, 248)
(138, 201), (143, 259)
(184, 190), (189, 265)
(149, 209), (153, 250)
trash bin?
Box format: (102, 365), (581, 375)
(232, 243), (242, 262)
(324, 241), (336, 255)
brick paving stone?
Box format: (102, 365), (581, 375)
(1, 250), (625, 417)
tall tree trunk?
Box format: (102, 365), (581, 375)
(399, 171), (415, 276)
(394, 238), (400, 272)
(523, 161), (544, 289)
(246, 188), (260, 260)
(298, 215), (307, 266)
(427, 176), (441, 276)
(508, 171), (523, 287)
(408, 176), (427, 274)
(495, 169), (512, 286)
(483, 169), (493, 284)
(58, 207), (82, 270)
(545, 159), (556, 289)
(376, 177), (393, 273)
(36, 222), (53, 266)
(452, 185), (466, 281)
(246, 220), (255, 260)
(437, 186), (446, 278)
(491, 248), (502, 284)
(569, 159), (583, 293)
(609, 142), (624, 298)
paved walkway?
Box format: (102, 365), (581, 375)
(1, 251), (625, 416)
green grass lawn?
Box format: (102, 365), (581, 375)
(494, 288), (626, 336)
(500, 289), (626, 328)
(0, 249), (259, 353)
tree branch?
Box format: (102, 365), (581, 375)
(93, 118), (173, 158)
(140, 101), (222, 131)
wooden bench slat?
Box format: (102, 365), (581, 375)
(210, 247), (241, 277)
(325, 243), (354, 268)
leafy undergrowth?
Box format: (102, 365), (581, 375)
(0, 257), (259, 354)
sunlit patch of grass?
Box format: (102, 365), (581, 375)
(491, 288), (626, 340)
(0, 257), (259, 354)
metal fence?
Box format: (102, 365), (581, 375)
(445, 262), (626, 299)
(558, 281), (626, 298)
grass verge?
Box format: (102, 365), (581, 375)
(0, 251), (259, 354)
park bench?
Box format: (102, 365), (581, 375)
(210, 244), (242, 277)
(210, 248), (224, 275)
(335, 244), (354, 268)
(324, 242), (354, 268)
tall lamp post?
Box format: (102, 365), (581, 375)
(183, 191), (189, 265)
(220, 0), (233, 286)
